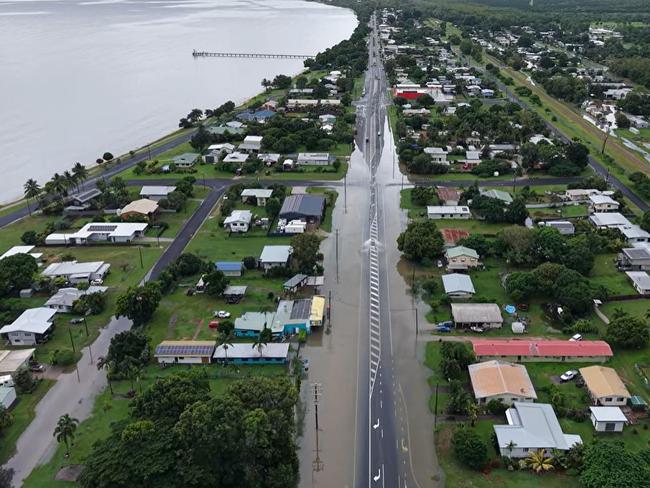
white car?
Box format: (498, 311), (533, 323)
(569, 334), (582, 342)
(560, 370), (578, 382)
(214, 310), (231, 318)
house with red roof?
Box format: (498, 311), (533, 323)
(472, 339), (613, 363)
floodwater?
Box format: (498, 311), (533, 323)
(0, 0), (357, 202)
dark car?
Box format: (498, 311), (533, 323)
(29, 363), (45, 373)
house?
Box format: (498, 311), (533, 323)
(139, 186), (176, 201)
(530, 134), (553, 145)
(204, 144), (235, 163)
(0, 245), (43, 262)
(262, 99), (278, 111)
(234, 311), (280, 337)
(0, 348), (35, 375)
(589, 212), (631, 229)
(274, 299), (314, 335)
(481, 88), (495, 97)
(626, 271), (650, 294)
(223, 210), (252, 233)
(45, 223), (148, 245)
(296, 153), (332, 166)
(423, 147), (448, 165)
(119, 199), (159, 221)
(564, 189), (602, 201)
(494, 402), (582, 458)
(241, 189), (273, 207)
(473, 339), (614, 362)
(445, 246), (481, 269)
(236, 110), (275, 123)
(427, 206), (471, 219)
(589, 194), (620, 212)
(206, 124), (246, 136)
(580, 366), (631, 406)
(589, 406), (627, 432)
(310, 295), (325, 328)
(172, 152), (199, 168)
(0, 386), (16, 410)
(464, 150), (482, 166)
(543, 221), (575, 235)
(279, 194), (326, 225)
(442, 273), (475, 298)
(451, 303), (503, 328)
(238, 135), (263, 153)
(213, 343), (290, 365)
(0, 308), (56, 346)
(436, 188), (462, 206)
(259, 245), (292, 270)
(41, 261), (110, 284)
(319, 114), (336, 125)
(44, 286), (107, 313)
(68, 188), (102, 208)
(258, 153), (281, 165)
(215, 261), (244, 277)
(283, 274), (308, 293)
(620, 225), (650, 244)
(480, 189), (513, 204)
(469, 360), (537, 405)
(154, 341), (215, 365)
(618, 247), (650, 271)
(223, 152), (250, 164)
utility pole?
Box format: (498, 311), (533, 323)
(601, 125), (610, 155)
(139, 246), (144, 269)
(344, 174), (347, 214)
(68, 328), (76, 353)
(311, 383), (324, 472)
(415, 307), (419, 336)
(327, 290), (332, 328)
(335, 229), (340, 284)
(83, 317), (89, 337)
(87, 343), (94, 365)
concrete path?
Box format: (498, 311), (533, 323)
(4, 316), (132, 486)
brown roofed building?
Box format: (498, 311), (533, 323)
(436, 187), (463, 206)
(580, 366), (631, 406)
(119, 199), (159, 221)
(469, 360), (537, 405)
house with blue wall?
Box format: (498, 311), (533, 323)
(212, 343), (290, 365)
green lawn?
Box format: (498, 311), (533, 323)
(0, 379), (55, 465)
(588, 254), (636, 295)
(600, 299), (650, 321)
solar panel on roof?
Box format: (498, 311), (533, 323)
(290, 299), (311, 319)
(87, 225), (118, 232)
(155, 344), (214, 356)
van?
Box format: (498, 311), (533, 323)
(0, 375), (14, 387)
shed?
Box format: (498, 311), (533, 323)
(441, 273), (475, 297)
(223, 285), (247, 303)
(0, 386), (16, 409)
(215, 261), (244, 277)
(589, 406), (627, 432)
(283, 274), (308, 293)
(511, 322), (525, 334)
(451, 303), (503, 328)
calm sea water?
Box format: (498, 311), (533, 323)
(0, 0), (356, 202)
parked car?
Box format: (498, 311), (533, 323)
(208, 320), (219, 329)
(214, 311), (231, 318)
(435, 325), (451, 333)
(437, 320), (454, 329)
(560, 370), (578, 382)
(29, 363), (45, 373)
(69, 318), (84, 325)
(470, 326), (485, 333)
(302, 358), (309, 372)
(90, 279), (104, 285)
(569, 334), (582, 342)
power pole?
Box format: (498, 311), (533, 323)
(68, 328), (76, 353)
(311, 383), (324, 472)
(139, 246), (144, 269)
(601, 125), (610, 155)
(415, 307), (419, 336)
(344, 174), (347, 214)
(327, 290), (332, 328)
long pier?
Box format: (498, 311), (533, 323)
(192, 50), (314, 60)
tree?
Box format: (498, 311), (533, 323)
(504, 197), (529, 225)
(72, 162), (88, 186)
(526, 449), (554, 473)
(457, 234), (490, 257)
(451, 426), (488, 470)
(411, 186), (437, 206)
(265, 197), (281, 219)
(102, 152), (114, 162)
(581, 441), (650, 488)
(290, 233), (321, 273)
(54, 413), (79, 457)
(0, 405), (13, 432)
(615, 112), (630, 129)
(216, 330), (235, 365)
(0, 253), (38, 297)
(272, 74), (292, 89)
(106, 330), (150, 382)
(115, 282), (162, 327)
(440, 342), (474, 380)
(0, 467), (14, 488)
(397, 220), (444, 262)
(174, 253), (205, 277)
(605, 315), (649, 349)
(159, 190), (187, 212)
(13, 368), (36, 393)
(190, 125), (212, 152)
(97, 356), (115, 395)
(641, 211), (650, 233)
(448, 380), (471, 415)
(459, 39), (473, 55)
(23, 178), (41, 215)
(252, 327), (272, 358)
(203, 269), (229, 297)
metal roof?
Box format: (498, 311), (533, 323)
(469, 360), (537, 400)
(213, 343), (289, 360)
(223, 285), (247, 296)
(589, 406), (627, 423)
(0, 349), (35, 374)
(473, 339), (613, 358)
(442, 273), (475, 294)
(445, 246), (479, 260)
(580, 366), (631, 399)
(259, 245), (292, 264)
(0, 307), (56, 335)
(452, 303), (502, 324)
(289, 299), (312, 320)
(70, 188), (102, 204)
(284, 274), (308, 289)
(279, 194), (325, 219)
(140, 186), (176, 196)
(215, 261), (244, 272)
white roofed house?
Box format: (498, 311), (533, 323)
(589, 407), (628, 432)
(241, 189), (274, 207)
(626, 271), (650, 295)
(296, 153), (332, 166)
(204, 143), (235, 163)
(588, 212), (631, 229)
(223, 152), (250, 164)
(0, 307), (56, 346)
(42, 261), (111, 284)
(494, 402), (582, 458)
(223, 210), (253, 233)
(139, 186), (176, 202)
(44, 286), (107, 313)
(618, 247), (650, 271)
(451, 303), (503, 328)
(0, 246), (43, 262)
(423, 147), (448, 165)
(238, 135), (263, 154)
(464, 150), (482, 166)
(588, 194), (620, 213)
(442, 273), (475, 298)
(259, 245), (292, 271)
(427, 206), (471, 219)
(172, 152), (199, 168)
(45, 222), (148, 245)
(619, 225), (650, 244)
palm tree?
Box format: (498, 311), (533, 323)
(217, 330), (234, 365)
(53, 414), (79, 457)
(49, 173), (67, 197)
(612, 307), (627, 320)
(506, 440), (517, 456)
(96, 356), (114, 395)
(467, 401), (479, 427)
(72, 163), (88, 190)
(63, 170), (76, 192)
(526, 449), (554, 474)
(23, 179), (41, 215)
(252, 327), (272, 359)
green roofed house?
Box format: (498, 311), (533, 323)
(445, 245), (481, 271)
(480, 189), (513, 204)
(172, 152), (200, 168)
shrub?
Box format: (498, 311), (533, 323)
(452, 426), (488, 470)
(50, 349), (76, 366)
(486, 399), (507, 415)
(243, 256), (257, 270)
